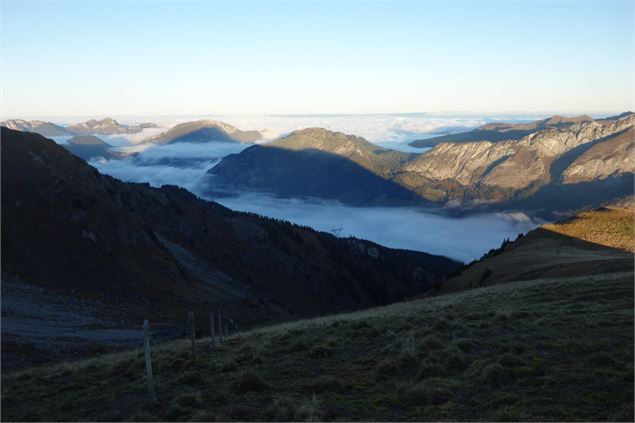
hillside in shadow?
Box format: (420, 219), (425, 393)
(207, 145), (423, 206)
(1, 127), (460, 370)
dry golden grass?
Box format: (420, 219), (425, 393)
(544, 205), (634, 253)
(439, 204), (634, 296)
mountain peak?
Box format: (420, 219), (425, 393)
(543, 114), (594, 125)
(144, 119), (262, 145)
(271, 127), (375, 151)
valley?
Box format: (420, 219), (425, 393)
(1, 127), (460, 370)
(1, 112), (633, 420)
(2, 2), (632, 421)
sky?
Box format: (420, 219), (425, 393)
(1, 0), (633, 118)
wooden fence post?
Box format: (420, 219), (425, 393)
(188, 311), (196, 359)
(210, 312), (216, 349)
(218, 311), (223, 345)
(143, 319), (156, 403)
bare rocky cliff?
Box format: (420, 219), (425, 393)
(402, 113), (634, 191)
(208, 113), (634, 212)
(563, 127), (635, 184)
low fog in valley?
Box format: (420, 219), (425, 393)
(66, 114), (550, 262)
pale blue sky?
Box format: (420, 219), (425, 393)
(1, 0), (632, 117)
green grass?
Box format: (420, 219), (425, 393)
(2, 273), (633, 421)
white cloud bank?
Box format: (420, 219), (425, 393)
(80, 113), (547, 262)
(211, 193), (542, 263)
(64, 112), (542, 151)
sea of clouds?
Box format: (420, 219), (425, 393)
(212, 193), (542, 262)
(91, 141), (250, 193)
(150, 112), (541, 151)
(58, 112), (542, 149)
(56, 113), (545, 262)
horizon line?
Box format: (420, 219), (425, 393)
(2, 109), (632, 121)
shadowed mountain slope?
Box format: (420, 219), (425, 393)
(207, 144), (420, 205)
(1, 127), (459, 368)
(63, 135), (116, 161)
(207, 128), (418, 204)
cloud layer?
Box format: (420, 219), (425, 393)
(64, 113), (543, 151)
(81, 114), (546, 262)
(90, 141), (249, 193)
(211, 193), (541, 262)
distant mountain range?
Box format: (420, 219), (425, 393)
(1, 117), (158, 136)
(66, 117), (158, 135)
(143, 119), (263, 144)
(409, 114), (598, 148)
(2, 117), (266, 148)
(209, 112), (634, 215)
(0, 119), (70, 137)
(5, 113), (633, 215)
(0, 127), (459, 366)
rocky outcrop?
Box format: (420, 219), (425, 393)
(563, 127), (635, 184)
(402, 113), (634, 191)
(208, 113), (634, 212)
(409, 114), (596, 148)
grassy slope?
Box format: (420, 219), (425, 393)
(2, 271), (633, 422)
(438, 205), (634, 295)
(543, 205), (634, 253)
